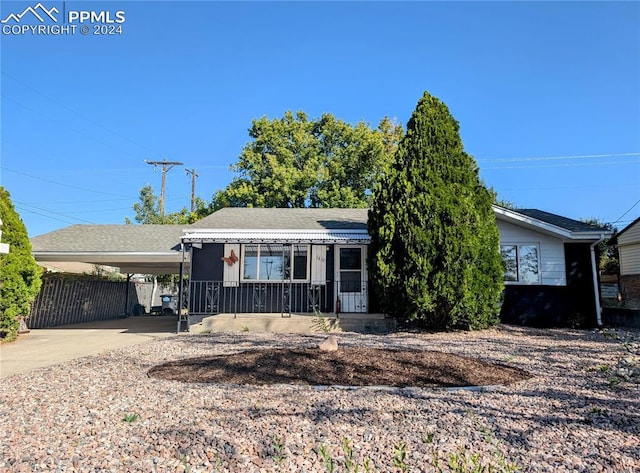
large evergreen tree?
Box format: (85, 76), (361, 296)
(0, 187), (42, 341)
(368, 92), (503, 330)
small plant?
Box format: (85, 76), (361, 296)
(503, 355), (516, 363)
(318, 444), (335, 473)
(609, 376), (622, 386)
(122, 413), (138, 423)
(242, 325), (250, 332)
(272, 435), (285, 465)
(598, 364), (610, 373)
(312, 309), (338, 333)
(318, 438), (375, 473)
(180, 454), (192, 473)
(392, 441), (409, 472)
(421, 432), (436, 444)
(342, 437), (357, 471)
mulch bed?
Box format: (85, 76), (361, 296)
(148, 347), (531, 387)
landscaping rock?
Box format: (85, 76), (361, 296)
(318, 335), (338, 352)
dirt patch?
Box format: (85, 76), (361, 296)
(148, 347), (531, 388)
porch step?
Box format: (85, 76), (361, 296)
(190, 313), (396, 335)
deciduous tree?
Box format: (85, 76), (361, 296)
(126, 185), (202, 225)
(214, 111), (402, 209)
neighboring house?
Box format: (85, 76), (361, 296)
(611, 216), (640, 306)
(30, 206), (612, 328)
(0, 218), (9, 254)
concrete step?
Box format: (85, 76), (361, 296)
(190, 313), (396, 334)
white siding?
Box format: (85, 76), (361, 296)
(310, 245), (327, 285)
(222, 243), (240, 287)
(497, 220), (566, 286)
(618, 220), (640, 275)
(619, 244), (640, 275)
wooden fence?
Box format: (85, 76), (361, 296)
(27, 277), (138, 328)
(27, 276), (179, 329)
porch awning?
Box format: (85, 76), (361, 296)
(182, 229), (371, 244)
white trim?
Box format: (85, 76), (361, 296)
(32, 251), (184, 262)
(493, 205), (611, 241)
(335, 245), (368, 313)
(182, 229), (370, 244)
(590, 235), (607, 326)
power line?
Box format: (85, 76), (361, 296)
(14, 206), (81, 226)
(477, 152), (640, 163)
(483, 160), (640, 170)
(2, 167), (135, 198)
(0, 94), (144, 160)
(2, 72), (159, 155)
(612, 198), (640, 224)
(14, 201), (96, 224)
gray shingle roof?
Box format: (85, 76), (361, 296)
(515, 209), (609, 233)
(190, 208), (369, 230)
(31, 224), (186, 253)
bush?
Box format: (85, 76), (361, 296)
(0, 187), (42, 341)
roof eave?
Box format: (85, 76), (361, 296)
(493, 205), (611, 241)
(33, 251), (185, 263)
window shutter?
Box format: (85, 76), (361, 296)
(311, 245), (327, 285)
(223, 243), (240, 287)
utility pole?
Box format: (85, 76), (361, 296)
(145, 159), (183, 217)
(185, 168), (199, 212)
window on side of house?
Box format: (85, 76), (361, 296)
(500, 244), (540, 284)
(241, 244), (309, 281)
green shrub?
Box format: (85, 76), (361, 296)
(0, 187), (42, 341)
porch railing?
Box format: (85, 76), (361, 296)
(188, 280), (369, 317)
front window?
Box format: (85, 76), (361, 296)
(500, 244), (540, 284)
(242, 244), (309, 281)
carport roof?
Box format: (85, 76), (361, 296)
(31, 224), (187, 274)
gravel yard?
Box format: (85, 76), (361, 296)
(1, 325), (638, 472)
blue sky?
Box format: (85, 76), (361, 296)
(1, 1), (638, 237)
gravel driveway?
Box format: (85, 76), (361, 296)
(1, 325), (638, 472)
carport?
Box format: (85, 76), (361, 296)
(30, 224), (189, 327)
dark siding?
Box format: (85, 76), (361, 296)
(189, 243), (335, 314)
(326, 246), (335, 312)
(500, 242), (597, 327)
(191, 243), (223, 280)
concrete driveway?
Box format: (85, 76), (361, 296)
(0, 316), (178, 378)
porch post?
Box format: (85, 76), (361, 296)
(124, 273), (131, 316)
(177, 242), (187, 333)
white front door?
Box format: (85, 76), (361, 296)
(335, 245), (367, 313)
